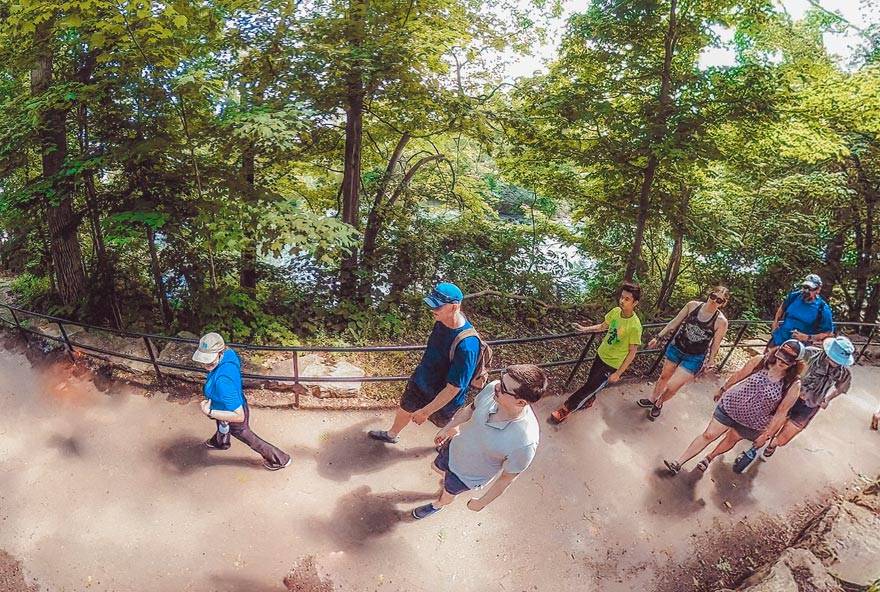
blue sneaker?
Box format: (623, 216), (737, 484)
(733, 447), (758, 474)
(411, 503), (443, 520)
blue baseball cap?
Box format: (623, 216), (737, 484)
(823, 336), (855, 366)
(424, 282), (463, 309)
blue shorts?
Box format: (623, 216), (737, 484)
(665, 343), (706, 374)
(433, 443), (471, 495)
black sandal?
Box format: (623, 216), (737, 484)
(648, 404), (662, 421)
(664, 460), (681, 475)
(695, 458), (710, 472)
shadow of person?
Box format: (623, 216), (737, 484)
(207, 574), (287, 592)
(597, 392), (656, 445)
(158, 436), (262, 475)
(311, 485), (435, 550)
(645, 466), (707, 517)
(707, 453), (762, 511)
(313, 420), (436, 482)
(47, 434), (83, 457)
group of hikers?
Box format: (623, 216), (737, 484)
(190, 274), (868, 520)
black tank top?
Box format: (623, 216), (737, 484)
(672, 304), (719, 355)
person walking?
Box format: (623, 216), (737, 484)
(550, 282), (642, 424)
(193, 332), (291, 470)
(663, 339), (805, 474)
(769, 274), (833, 348)
(410, 364), (547, 520)
(368, 282), (483, 444)
(732, 336), (855, 472)
(637, 286), (730, 420)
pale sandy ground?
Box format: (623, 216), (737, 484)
(1, 344), (879, 592)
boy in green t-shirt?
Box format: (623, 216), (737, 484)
(551, 282), (643, 424)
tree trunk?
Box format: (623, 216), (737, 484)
(656, 227), (683, 310)
(338, 0), (367, 299)
(623, 0), (677, 282)
(146, 226), (173, 328)
(821, 206), (847, 302)
(31, 20), (86, 305)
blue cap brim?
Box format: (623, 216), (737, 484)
(424, 296), (442, 309)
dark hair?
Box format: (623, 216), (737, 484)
(505, 364), (548, 403)
(619, 281), (641, 302)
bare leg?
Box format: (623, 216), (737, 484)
(767, 421), (802, 449)
(674, 418), (729, 466)
(387, 408), (412, 438)
(432, 487), (457, 508)
(656, 366), (697, 406)
(650, 360), (677, 403)
(705, 428), (744, 461)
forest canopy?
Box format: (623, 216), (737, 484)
(1, 0), (878, 343)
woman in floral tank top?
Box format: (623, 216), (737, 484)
(663, 339), (805, 474)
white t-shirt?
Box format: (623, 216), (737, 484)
(448, 381), (540, 489)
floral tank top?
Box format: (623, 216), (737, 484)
(720, 369), (786, 431)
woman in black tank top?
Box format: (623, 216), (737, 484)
(637, 286), (730, 420)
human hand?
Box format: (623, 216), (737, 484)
(648, 338), (659, 350)
(608, 372), (621, 384)
(701, 363), (716, 376)
(771, 320), (779, 332)
(434, 427), (458, 446)
(412, 409), (429, 425)
(200, 399), (212, 416)
(791, 330), (808, 342)
(467, 498), (486, 512)
(820, 399), (828, 409)
(754, 432), (771, 448)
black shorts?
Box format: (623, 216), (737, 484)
(399, 379), (457, 427)
(433, 443), (471, 495)
(788, 398), (821, 429)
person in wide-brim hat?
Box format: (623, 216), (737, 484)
(732, 335), (856, 472)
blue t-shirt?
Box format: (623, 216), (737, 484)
(771, 291), (833, 346)
(412, 320), (480, 415)
(203, 349), (246, 412)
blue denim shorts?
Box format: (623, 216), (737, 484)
(433, 443), (471, 495)
(665, 343), (706, 374)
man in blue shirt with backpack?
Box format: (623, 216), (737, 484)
(770, 273), (834, 348)
(368, 282), (488, 444)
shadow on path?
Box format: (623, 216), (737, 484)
(707, 454), (762, 511)
(47, 434), (84, 457)
(207, 574), (287, 592)
(310, 485), (434, 550)
(158, 436), (262, 474)
(310, 420), (435, 482)
(645, 466), (707, 517)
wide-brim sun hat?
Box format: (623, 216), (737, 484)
(823, 336), (855, 366)
(193, 332), (225, 364)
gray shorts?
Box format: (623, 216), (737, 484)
(713, 404), (762, 441)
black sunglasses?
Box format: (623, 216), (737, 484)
(498, 371), (518, 397)
(708, 293), (726, 304)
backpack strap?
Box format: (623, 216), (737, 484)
(449, 328), (480, 362)
(813, 297), (829, 334)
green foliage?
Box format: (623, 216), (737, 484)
(9, 273), (51, 309)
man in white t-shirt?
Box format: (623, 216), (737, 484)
(411, 364), (547, 520)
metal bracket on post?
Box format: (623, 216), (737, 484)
(856, 325), (876, 365)
(718, 324), (748, 372)
(143, 336), (164, 386)
(563, 333), (597, 390)
(56, 322), (76, 364)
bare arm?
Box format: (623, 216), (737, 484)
(714, 354), (763, 401)
(467, 471), (518, 511)
(434, 399), (477, 445)
(610, 344), (638, 383)
(200, 399), (245, 423)
(648, 302), (698, 348)
(759, 381), (802, 446)
(704, 316), (729, 371)
(572, 321), (609, 333)
(771, 303), (785, 331)
(412, 382), (461, 424)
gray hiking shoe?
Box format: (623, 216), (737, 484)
(368, 430), (400, 444)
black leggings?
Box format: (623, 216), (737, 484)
(565, 357), (616, 411)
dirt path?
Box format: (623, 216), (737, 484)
(2, 342), (880, 592)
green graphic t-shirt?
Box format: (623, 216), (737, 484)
(597, 307), (643, 369)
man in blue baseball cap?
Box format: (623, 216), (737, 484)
(734, 335), (855, 472)
(368, 282), (482, 443)
(769, 273), (834, 348)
